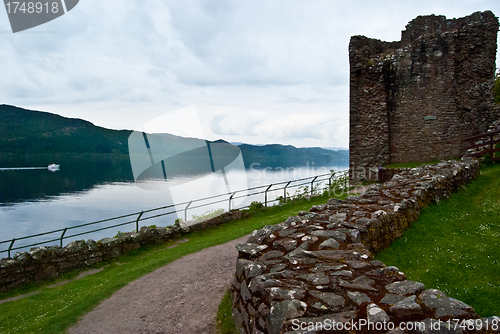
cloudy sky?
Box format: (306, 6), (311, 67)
(1, 1), (499, 149)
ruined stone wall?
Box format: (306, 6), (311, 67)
(0, 210), (243, 293)
(349, 11), (499, 183)
(231, 159), (500, 333)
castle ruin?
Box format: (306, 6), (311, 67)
(349, 10), (499, 183)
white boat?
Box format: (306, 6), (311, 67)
(48, 164), (60, 172)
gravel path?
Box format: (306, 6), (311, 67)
(68, 235), (249, 334)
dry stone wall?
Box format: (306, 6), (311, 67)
(0, 210), (243, 292)
(349, 11), (499, 183)
(231, 158), (500, 333)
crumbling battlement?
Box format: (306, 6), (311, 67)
(349, 11), (499, 183)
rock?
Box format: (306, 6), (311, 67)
(310, 204), (326, 212)
(267, 299), (307, 334)
(231, 210), (243, 220)
(367, 303), (390, 323)
(241, 280), (252, 302)
(312, 264), (347, 272)
(284, 216), (301, 225)
(30, 247), (49, 261)
(347, 291), (372, 304)
(449, 298), (474, 312)
(429, 297), (474, 318)
(252, 325), (264, 334)
(385, 280), (425, 296)
(309, 291), (345, 310)
(13, 252), (31, 265)
(346, 260), (371, 269)
(340, 275), (376, 291)
(367, 266), (406, 280)
(380, 293), (406, 306)
(258, 303), (270, 318)
(248, 225), (283, 244)
(435, 307), (468, 318)
(269, 287), (306, 301)
(236, 243), (268, 258)
(330, 270), (353, 277)
(273, 239), (298, 251)
(35, 265), (58, 281)
(283, 248), (316, 264)
(310, 230), (347, 242)
(279, 229), (297, 237)
(236, 259), (266, 280)
(269, 263), (287, 273)
(97, 237), (120, 249)
(317, 238), (340, 249)
(389, 295), (422, 316)
(86, 239), (99, 252)
(419, 289), (450, 309)
(328, 213), (347, 223)
(370, 260), (386, 267)
(298, 272), (330, 285)
(45, 246), (66, 257)
(248, 276), (283, 295)
(288, 232), (306, 239)
(259, 250), (284, 262)
(232, 309), (244, 332)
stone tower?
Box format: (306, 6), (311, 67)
(349, 11), (499, 183)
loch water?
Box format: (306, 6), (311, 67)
(0, 155), (347, 255)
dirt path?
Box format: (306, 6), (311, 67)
(68, 235), (249, 334)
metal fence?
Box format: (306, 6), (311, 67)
(0, 169), (348, 258)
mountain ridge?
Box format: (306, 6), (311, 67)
(0, 104), (348, 168)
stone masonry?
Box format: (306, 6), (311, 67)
(0, 210), (243, 293)
(232, 158), (500, 333)
(349, 11), (500, 183)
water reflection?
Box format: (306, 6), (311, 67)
(0, 155), (134, 205)
(0, 155), (347, 255)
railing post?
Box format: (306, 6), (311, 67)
(136, 211), (144, 232)
(60, 228), (68, 247)
(8, 238), (15, 259)
(329, 172), (336, 190)
(184, 201), (192, 222)
(229, 191), (237, 211)
(310, 176), (318, 196)
(284, 181), (291, 202)
(265, 184), (273, 207)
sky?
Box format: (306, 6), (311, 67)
(1, 1), (499, 149)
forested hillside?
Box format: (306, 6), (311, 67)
(0, 104), (348, 168)
(0, 105), (130, 155)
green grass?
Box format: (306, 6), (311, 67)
(0, 192), (346, 334)
(376, 163), (500, 317)
(215, 289), (237, 334)
(384, 160), (440, 169)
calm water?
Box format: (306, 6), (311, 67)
(0, 155), (346, 255)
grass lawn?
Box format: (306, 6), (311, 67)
(0, 191), (346, 334)
(376, 163), (500, 317)
(384, 160), (441, 169)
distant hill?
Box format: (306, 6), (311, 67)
(238, 144), (348, 169)
(0, 105), (131, 155)
(0, 105), (348, 168)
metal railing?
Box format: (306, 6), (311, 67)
(0, 169), (348, 258)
